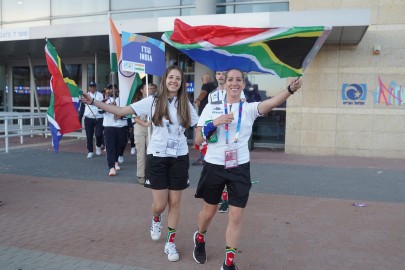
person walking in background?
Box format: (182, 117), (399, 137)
(81, 66), (199, 262)
(102, 84), (128, 176)
(79, 81), (104, 158)
(127, 117), (136, 155)
(192, 73), (217, 166)
(133, 83), (157, 184)
(192, 68), (302, 270)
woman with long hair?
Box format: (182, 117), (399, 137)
(81, 66), (199, 262)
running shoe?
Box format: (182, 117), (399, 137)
(193, 231), (207, 264)
(218, 201), (229, 213)
(96, 146), (102, 155)
(164, 242), (179, 262)
(150, 216), (162, 241)
(87, 152), (94, 158)
(130, 147), (136, 155)
(109, 168), (116, 176)
(114, 162), (121, 171)
(118, 156), (124, 163)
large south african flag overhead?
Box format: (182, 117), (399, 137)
(162, 19), (331, 78)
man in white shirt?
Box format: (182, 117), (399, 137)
(81, 82), (104, 158)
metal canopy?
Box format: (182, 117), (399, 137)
(0, 9), (370, 64)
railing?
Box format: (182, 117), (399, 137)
(0, 112), (49, 153)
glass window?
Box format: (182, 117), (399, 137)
(52, 15), (106, 25)
(252, 111), (286, 145)
(87, 63), (95, 89)
(115, 9), (180, 20)
(12, 67), (30, 108)
(181, 7), (195, 16)
(244, 73), (287, 145)
(235, 2), (288, 13)
(111, 0), (180, 10)
(181, 0), (195, 4)
(51, 0), (108, 16)
(34, 66), (51, 107)
(2, 0), (50, 21)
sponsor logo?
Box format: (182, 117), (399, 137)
(342, 83), (367, 105)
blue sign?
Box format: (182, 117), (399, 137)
(122, 31), (165, 77)
(342, 83), (367, 105)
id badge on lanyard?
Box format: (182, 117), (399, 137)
(165, 139), (179, 156)
(223, 98), (243, 169)
(164, 122), (183, 157)
(224, 144), (238, 169)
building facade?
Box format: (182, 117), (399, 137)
(0, 0), (404, 159)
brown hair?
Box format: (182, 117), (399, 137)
(225, 68), (246, 82)
(152, 66), (191, 128)
(133, 84), (146, 102)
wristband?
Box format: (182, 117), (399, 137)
(202, 120), (217, 140)
(287, 85), (295, 95)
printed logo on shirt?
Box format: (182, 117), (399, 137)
(211, 106), (223, 115)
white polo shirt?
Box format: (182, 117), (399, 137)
(130, 95), (199, 157)
(197, 101), (261, 165)
(84, 91), (104, 119)
(103, 97), (128, 128)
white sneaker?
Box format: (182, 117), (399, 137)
(150, 216), (162, 241)
(96, 146), (102, 155)
(164, 242), (179, 262)
(130, 147), (136, 155)
(118, 156), (124, 163)
(109, 168), (116, 176)
(87, 152), (94, 158)
(114, 162), (121, 171)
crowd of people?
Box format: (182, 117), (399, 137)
(81, 66), (302, 270)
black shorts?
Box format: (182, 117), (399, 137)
(195, 162), (252, 208)
(145, 154), (190, 190)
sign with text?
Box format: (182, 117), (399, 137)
(0, 28), (29, 41)
(342, 83), (367, 105)
(122, 32), (165, 76)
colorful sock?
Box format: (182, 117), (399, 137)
(153, 215), (161, 222)
(222, 191), (228, 201)
(167, 227), (176, 243)
(196, 229), (206, 243)
(224, 246), (237, 266)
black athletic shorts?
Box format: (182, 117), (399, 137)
(145, 154), (190, 190)
(195, 162), (251, 208)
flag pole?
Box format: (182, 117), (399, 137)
(145, 74), (151, 143)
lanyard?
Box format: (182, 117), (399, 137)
(223, 97), (243, 144)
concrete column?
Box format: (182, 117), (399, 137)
(195, 0), (216, 15)
(193, 0), (216, 101)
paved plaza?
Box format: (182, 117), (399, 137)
(0, 136), (404, 270)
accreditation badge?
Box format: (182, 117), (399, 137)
(224, 145), (238, 169)
(165, 139), (179, 157)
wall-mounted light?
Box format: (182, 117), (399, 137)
(373, 45), (381, 55)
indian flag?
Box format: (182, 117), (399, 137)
(109, 16), (142, 106)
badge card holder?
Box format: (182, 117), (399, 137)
(224, 145), (238, 169)
(165, 139), (179, 157)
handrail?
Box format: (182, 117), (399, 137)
(0, 112), (49, 153)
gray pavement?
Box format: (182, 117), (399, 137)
(0, 137), (404, 270)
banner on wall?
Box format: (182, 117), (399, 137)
(121, 32), (165, 77)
